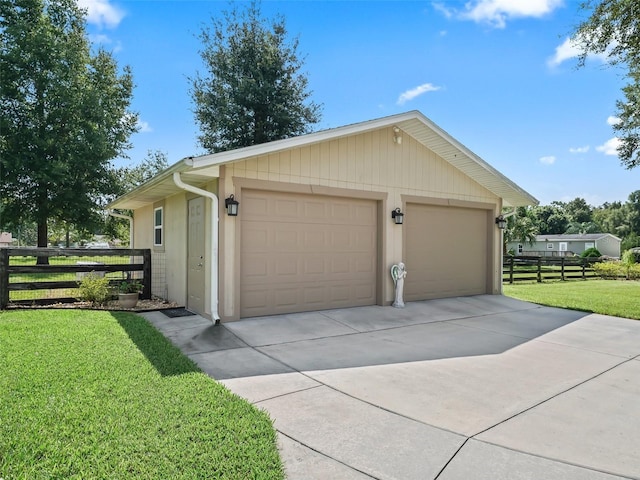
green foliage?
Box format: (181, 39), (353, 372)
(581, 247), (602, 258)
(593, 261), (624, 279)
(504, 206), (539, 249)
(0, 0), (138, 246)
(77, 273), (111, 305)
(190, 0), (321, 153)
(119, 279), (142, 294)
(572, 0), (640, 168)
(0, 310), (284, 478)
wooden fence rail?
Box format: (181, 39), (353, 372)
(502, 255), (599, 284)
(0, 248), (151, 308)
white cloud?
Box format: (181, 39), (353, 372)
(137, 120), (153, 133)
(397, 83), (441, 105)
(77, 0), (125, 29)
(596, 137), (621, 156)
(432, 3), (454, 19)
(607, 116), (621, 126)
(547, 37), (581, 67)
(539, 155), (556, 165)
(548, 35), (613, 67)
(569, 145), (589, 154)
(437, 0), (563, 28)
(89, 33), (122, 52)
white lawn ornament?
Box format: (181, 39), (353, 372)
(390, 262), (407, 308)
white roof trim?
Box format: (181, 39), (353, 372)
(187, 110), (537, 207)
(108, 110), (538, 209)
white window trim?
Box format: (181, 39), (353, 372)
(517, 244), (523, 254)
(154, 206), (164, 247)
(547, 243), (554, 250)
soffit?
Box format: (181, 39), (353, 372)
(107, 164), (220, 210)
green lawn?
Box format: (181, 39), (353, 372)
(0, 309), (284, 479)
(504, 279), (640, 320)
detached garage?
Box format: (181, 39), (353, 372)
(107, 110), (537, 322)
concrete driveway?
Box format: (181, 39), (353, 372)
(140, 295), (640, 480)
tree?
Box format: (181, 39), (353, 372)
(103, 150), (170, 244)
(532, 204), (569, 234)
(190, 0), (321, 153)
(0, 0), (137, 255)
(504, 207), (539, 254)
(573, 0), (640, 168)
(564, 197), (594, 224)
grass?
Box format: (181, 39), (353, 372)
(504, 279), (640, 320)
(0, 309), (284, 479)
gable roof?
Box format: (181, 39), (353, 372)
(108, 110), (538, 210)
(533, 233), (621, 242)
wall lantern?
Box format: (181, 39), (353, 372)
(225, 194), (239, 216)
(392, 208), (404, 225)
(495, 215), (507, 229)
(393, 126), (402, 145)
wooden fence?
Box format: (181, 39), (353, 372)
(0, 248), (151, 308)
(503, 255), (599, 284)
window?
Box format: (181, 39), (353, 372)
(547, 243), (554, 250)
(154, 207), (163, 246)
(517, 244), (523, 254)
(585, 242), (595, 250)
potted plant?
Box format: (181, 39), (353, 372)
(118, 279), (143, 308)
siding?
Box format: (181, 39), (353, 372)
(220, 126), (502, 319)
(225, 127), (496, 204)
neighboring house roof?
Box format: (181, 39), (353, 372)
(108, 110), (538, 210)
(531, 233), (621, 242)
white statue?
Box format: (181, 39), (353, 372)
(390, 262), (407, 308)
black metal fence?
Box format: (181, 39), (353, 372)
(503, 255), (599, 284)
(0, 248), (151, 308)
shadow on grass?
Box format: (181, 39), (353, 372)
(111, 311), (200, 377)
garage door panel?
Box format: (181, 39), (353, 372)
(241, 189), (377, 317)
(405, 203), (488, 301)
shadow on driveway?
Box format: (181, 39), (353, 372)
(140, 295), (588, 380)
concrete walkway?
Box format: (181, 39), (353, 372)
(140, 295), (640, 480)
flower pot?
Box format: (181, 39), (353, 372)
(118, 292), (139, 308)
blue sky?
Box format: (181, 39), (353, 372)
(79, 0), (640, 206)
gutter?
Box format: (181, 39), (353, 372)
(173, 171), (221, 323)
(108, 211), (134, 248)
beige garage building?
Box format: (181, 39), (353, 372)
(108, 110), (537, 322)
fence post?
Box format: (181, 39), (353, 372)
(509, 256), (514, 284)
(582, 258), (586, 279)
(0, 249), (8, 309)
(561, 257), (565, 281)
(537, 257), (542, 283)
(142, 249), (152, 299)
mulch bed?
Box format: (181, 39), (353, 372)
(5, 297), (179, 312)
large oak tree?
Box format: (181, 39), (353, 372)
(573, 0), (640, 168)
(190, 0), (321, 153)
(0, 0), (137, 252)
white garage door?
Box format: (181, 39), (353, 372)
(240, 189), (378, 318)
(405, 203), (489, 301)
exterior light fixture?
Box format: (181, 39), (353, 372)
(393, 126), (402, 145)
(495, 215), (507, 229)
(392, 208), (404, 225)
(225, 194), (239, 216)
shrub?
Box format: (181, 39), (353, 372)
(78, 273), (112, 305)
(581, 247), (601, 258)
(593, 261), (623, 279)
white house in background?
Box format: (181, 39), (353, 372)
(107, 110), (538, 322)
(508, 233), (621, 258)
(0, 232), (12, 248)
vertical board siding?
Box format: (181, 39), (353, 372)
(226, 128), (498, 204)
